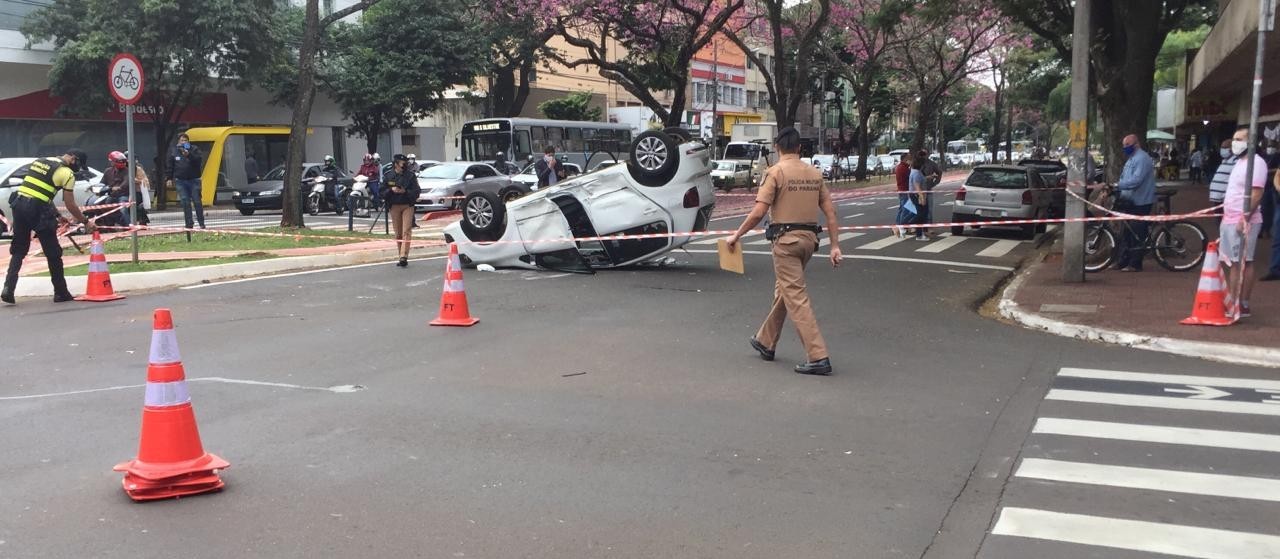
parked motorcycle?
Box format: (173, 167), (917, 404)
(346, 175), (376, 218)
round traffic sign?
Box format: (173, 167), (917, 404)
(108, 53), (144, 105)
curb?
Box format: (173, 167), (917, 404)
(8, 246), (449, 299)
(997, 263), (1280, 369)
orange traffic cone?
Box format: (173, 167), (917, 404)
(1180, 240), (1234, 326)
(113, 309), (229, 501)
(429, 243), (479, 327)
(76, 230), (125, 302)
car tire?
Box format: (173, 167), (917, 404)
(628, 130), (680, 187)
(460, 191), (505, 242)
(1023, 210), (1039, 239)
(951, 218), (965, 236)
(239, 208), (255, 216)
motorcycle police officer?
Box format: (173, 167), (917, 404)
(2, 149), (94, 304)
(726, 127), (842, 375)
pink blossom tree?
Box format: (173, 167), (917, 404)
(822, 0), (900, 179)
(552, 0), (747, 126)
(721, 0), (832, 129)
(473, 0), (560, 117)
(885, 2), (1016, 154)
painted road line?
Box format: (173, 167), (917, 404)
(1033, 418), (1280, 453)
(916, 233), (967, 254)
(843, 213), (866, 220)
(1015, 458), (1280, 502)
(747, 236), (774, 246)
(1058, 368), (1280, 391)
(681, 250), (1014, 271)
(941, 201), (955, 207)
(181, 255), (449, 289)
(885, 204), (899, 210)
(857, 234), (910, 251)
(976, 239), (1022, 258)
(1045, 389), (1280, 416)
(991, 507), (1280, 559)
(820, 232), (864, 247)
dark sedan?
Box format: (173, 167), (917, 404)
(233, 163), (347, 216)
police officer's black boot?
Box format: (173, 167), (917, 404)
(3, 263), (18, 304)
(1, 284), (14, 304)
(794, 358), (833, 376)
(48, 261), (74, 303)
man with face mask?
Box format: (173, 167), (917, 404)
(1220, 127), (1267, 316)
(1113, 134), (1157, 272)
(1262, 144), (1279, 240)
(1209, 139), (1236, 228)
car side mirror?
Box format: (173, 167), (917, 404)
(464, 174), (475, 181)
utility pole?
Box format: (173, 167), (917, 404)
(711, 38), (719, 145)
(1063, 0), (1091, 282)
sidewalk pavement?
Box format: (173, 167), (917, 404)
(1000, 179), (1279, 368)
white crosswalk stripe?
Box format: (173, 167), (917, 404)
(976, 239), (1021, 258)
(856, 234), (910, 251)
(820, 232), (864, 247)
(915, 233), (966, 253)
(983, 367), (1280, 559)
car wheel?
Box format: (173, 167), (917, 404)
(460, 191), (506, 242)
(628, 130), (680, 186)
(1023, 210), (1039, 239)
(951, 217), (965, 236)
(239, 208), (255, 216)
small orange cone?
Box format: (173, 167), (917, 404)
(76, 230), (125, 302)
(114, 309), (229, 501)
(1180, 240), (1234, 326)
(429, 244), (479, 327)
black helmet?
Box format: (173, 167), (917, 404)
(392, 153), (409, 163)
(66, 149), (88, 172)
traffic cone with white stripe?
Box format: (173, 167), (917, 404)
(76, 230), (125, 302)
(113, 309), (229, 501)
(429, 243), (479, 327)
(1180, 240), (1234, 326)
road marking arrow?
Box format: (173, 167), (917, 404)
(1164, 385), (1232, 400)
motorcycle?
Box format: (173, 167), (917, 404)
(83, 183), (127, 229)
(306, 174), (352, 216)
(346, 175), (376, 218)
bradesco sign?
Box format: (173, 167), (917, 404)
(108, 53), (145, 105)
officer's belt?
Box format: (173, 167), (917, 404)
(765, 223), (823, 240)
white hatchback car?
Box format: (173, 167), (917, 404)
(444, 129), (715, 271)
(0, 157), (103, 237)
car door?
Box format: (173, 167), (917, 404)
(464, 164), (502, 196)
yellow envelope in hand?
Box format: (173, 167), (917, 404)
(718, 239), (744, 274)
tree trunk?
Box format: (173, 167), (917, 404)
(153, 124), (170, 211)
(491, 65), (518, 117)
(366, 127), (379, 155)
(664, 76), (690, 127)
(855, 106), (873, 180)
(1092, 2), (1164, 183)
(281, 0), (322, 228)
(991, 89), (1003, 163)
(909, 99), (934, 155)
(1005, 108), (1013, 163)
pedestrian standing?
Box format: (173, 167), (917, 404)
(165, 133), (206, 229)
(1261, 144), (1279, 239)
(910, 157), (930, 240)
(1209, 139), (1237, 232)
(1262, 168), (1280, 282)
(1219, 127), (1267, 317)
(535, 146), (559, 188)
(892, 153), (913, 238)
(726, 127), (843, 376)
(383, 154), (420, 268)
(245, 153), (260, 185)
(1189, 148), (1203, 183)
(1113, 134), (1157, 272)
(917, 149), (942, 238)
(2, 149), (93, 304)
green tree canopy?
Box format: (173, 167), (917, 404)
(538, 91), (603, 121)
(22, 0), (280, 201)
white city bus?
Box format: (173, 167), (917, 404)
(459, 118), (633, 172)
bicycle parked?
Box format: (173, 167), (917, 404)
(1083, 185), (1207, 273)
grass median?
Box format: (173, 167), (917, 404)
(38, 227), (394, 276)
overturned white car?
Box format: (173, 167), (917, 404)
(443, 129), (715, 272)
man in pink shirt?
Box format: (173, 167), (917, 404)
(1220, 127), (1268, 318)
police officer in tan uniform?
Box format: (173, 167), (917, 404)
(727, 127), (842, 375)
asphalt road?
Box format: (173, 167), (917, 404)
(2, 184), (1277, 559)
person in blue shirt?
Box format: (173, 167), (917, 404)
(1114, 134), (1158, 271)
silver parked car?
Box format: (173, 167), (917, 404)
(951, 165), (1053, 239)
(0, 157), (103, 237)
(416, 162), (529, 211)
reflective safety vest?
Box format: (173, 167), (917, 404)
(18, 157), (71, 204)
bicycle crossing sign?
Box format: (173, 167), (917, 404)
(107, 53), (144, 105)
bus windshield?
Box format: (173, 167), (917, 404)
(462, 133), (509, 163)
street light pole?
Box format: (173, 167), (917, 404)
(1063, 0), (1091, 283)
(711, 38), (718, 144)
